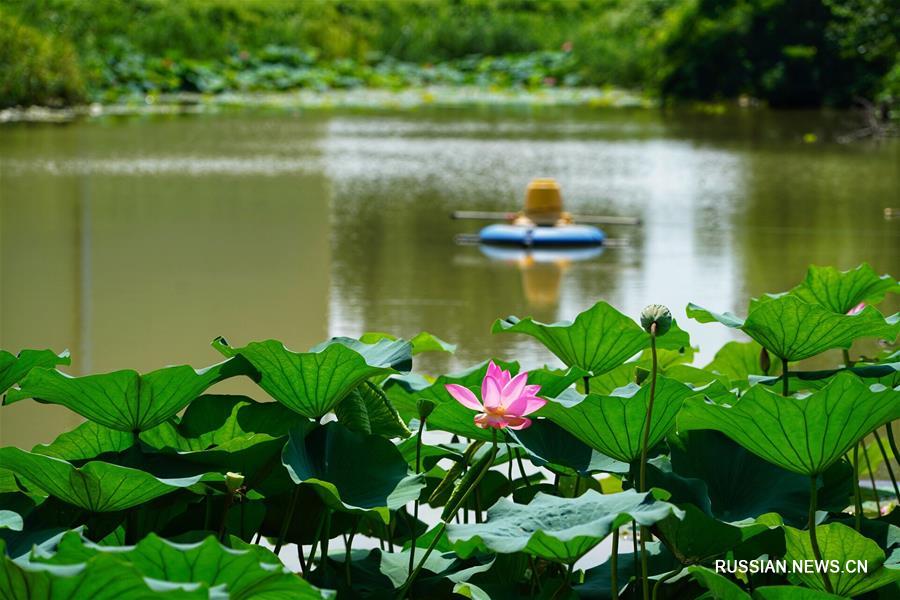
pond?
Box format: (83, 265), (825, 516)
(1, 106), (898, 448)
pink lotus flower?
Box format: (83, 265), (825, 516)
(445, 361), (545, 430)
(847, 302), (866, 315)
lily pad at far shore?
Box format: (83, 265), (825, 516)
(447, 489), (683, 564)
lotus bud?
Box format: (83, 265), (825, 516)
(640, 304), (672, 336)
(417, 398), (436, 422)
(759, 347), (771, 375)
(225, 472), (244, 494)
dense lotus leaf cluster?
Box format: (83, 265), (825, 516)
(1, 264), (898, 599)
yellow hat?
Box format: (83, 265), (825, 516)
(524, 178), (563, 215)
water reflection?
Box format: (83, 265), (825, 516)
(479, 246), (605, 309)
(1, 108), (897, 447)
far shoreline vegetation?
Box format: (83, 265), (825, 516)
(1, 0), (898, 124)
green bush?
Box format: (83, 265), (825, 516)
(652, 0), (900, 107)
(0, 11), (85, 108)
(1, 0), (897, 108)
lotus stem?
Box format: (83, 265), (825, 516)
(639, 530), (650, 600)
(408, 415), (428, 574)
(632, 521), (639, 582)
(397, 522), (445, 599)
(638, 325), (658, 600)
(565, 561), (575, 586)
(126, 506), (139, 545)
(273, 485), (301, 556)
(583, 375), (590, 395)
(305, 510), (327, 572)
(610, 532), (620, 600)
(344, 521), (357, 587)
(652, 568), (680, 600)
(239, 500), (246, 540)
(862, 441), (882, 514)
(387, 517), (395, 551)
(319, 510), (332, 579)
(515, 448), (533, 490)
(203, 493), (213, 532)
(808, 476), (834, 594)
(853, 443), (863, 530)
(529, 555), (543, 593)
(639, 328), (658, 491)
(399, 429), (498, 598)
(297, 543), (306, 576)
(842, 348), (853, 368)
(217, 493), (239, 542)
(885, 423), (899, 470)
(873, 430), (900, 499)
(781, 357), (789, 397)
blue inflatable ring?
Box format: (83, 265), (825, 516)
(478, 224), (605, 247)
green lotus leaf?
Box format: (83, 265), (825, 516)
(678, 372), (900, 476)
(82, 395), (310, 500)
(213, 336), (411, 419)
(334, 380), (411, 438)
(655, 504), (778, 565)
(0, 510), (23, 532)
(0, 349), (70, 396)
(447, 489), (683, 564)
(508, 418), (628, 476)
(751, 360), (900, 391)
(669, 431), (852, 526)
(350, 546), (493, 589)
(32, 420), (133, 461)
(688, 295), (898, 361)
(452, 582), (490, 600)
(492, 301), (690, 376)
(785, 263), (899, 314)
(5, 357), (250, 432)
(324, 544), (491, 598)
(0, 448), (203, 512)
(688, 566), (845, 599)
(704, 341), (781, 386)
(688, 564), (751, 599)
(752, 587), (845, 599)
(29, 531), (331, 599)
(359, 331), (456, 355)
(784, 522), (900, 596)
(1, 546), (206, 599)
(0, 468), (21, 493)
(282, 421), (424, 522)
(140, 394), (305, 452)
(584, 361), (639, 395)
(539, 376), (698, 463)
